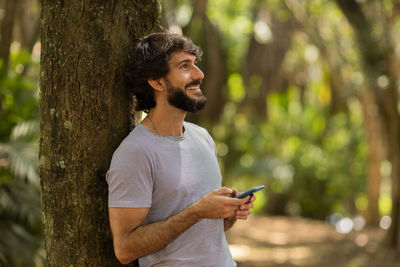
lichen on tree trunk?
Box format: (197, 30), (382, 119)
(39, 1), (159, 265)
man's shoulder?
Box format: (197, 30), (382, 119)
(184, 121), (215, 149)
(184, 121), (209, 136)
(113, 124), (153, 155)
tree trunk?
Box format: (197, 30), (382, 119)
(183, 0), (227, 127)
(40, 1), (159, 266)
(336, 0), (400, 249)
(15, 0), (40, 78)
(241, 6), (295, 119)
(16, 0), (40, 51)
(284, 0), (350, 115)
(0, 0), (19, 77)
(360, 88), (386, 225)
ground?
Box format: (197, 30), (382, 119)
(226, 216), (400, 267)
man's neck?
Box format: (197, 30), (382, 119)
(145, 106), (186, 137)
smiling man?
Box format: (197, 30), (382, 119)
(106, 32), (255, 266)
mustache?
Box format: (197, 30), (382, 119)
(185, 80), (202, 89)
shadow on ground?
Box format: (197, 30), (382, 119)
(226, 216), (400, 267)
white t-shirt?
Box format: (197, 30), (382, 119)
(106, 122), (236, 267)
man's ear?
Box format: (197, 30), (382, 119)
(148, 78), (164, 92)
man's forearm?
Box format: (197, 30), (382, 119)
(113, 187), (250, 264)
(117, 205), (201, 264)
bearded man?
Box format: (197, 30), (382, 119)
(106, 32), (255, 266)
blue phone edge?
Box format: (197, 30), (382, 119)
(236, 185), (265, 199)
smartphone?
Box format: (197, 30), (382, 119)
(235, 185), (265, 199)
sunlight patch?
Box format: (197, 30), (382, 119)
(229, 244), (313, 264)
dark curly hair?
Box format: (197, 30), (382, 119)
(126, 32), (203, 113)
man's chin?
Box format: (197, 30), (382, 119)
(189, 101), (207, 113)
(167, 86), (207, 113)
(184, 91), (206, 104)
(184, 95), (207, 113)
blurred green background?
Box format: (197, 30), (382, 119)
(1, 0), (399, 266)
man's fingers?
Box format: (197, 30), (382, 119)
(240, 202), (254, 210)
(236, 209), (251, 216)
(223, 195), (250, 206)
(238, 195), (251, 204)
(235, 208), (251, 220)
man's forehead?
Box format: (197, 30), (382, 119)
(169, 51), (196, 64)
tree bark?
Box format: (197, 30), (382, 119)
(336, 0), (400, 249)
(40, 1), (159, 266)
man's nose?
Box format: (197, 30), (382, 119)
(192, 65), (204, 80)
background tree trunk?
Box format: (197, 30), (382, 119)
(336, 0), (400, 249)
(0, 0), (19, 77)
(285, 0), (350, 115)
(241, 5), (296, 119)
(361, 88), (386, 226)
(286, 0), (388, 225)
(40, 1), (159, 265)
(15, 0), (40, 78)
(184, 0), (227, 127)
(16, 0), (40, 51)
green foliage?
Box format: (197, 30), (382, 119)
(0, 48), (39, 141)
(196, 0), (374, 221)
(217, 85), (367, 219)
(207, 0), (253, 72)
(0, 46), (41, 266)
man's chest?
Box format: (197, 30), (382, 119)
(146, 142), (222, 222)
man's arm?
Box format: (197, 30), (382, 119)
(109, 187), (250, 264)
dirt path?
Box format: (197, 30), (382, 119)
(226, 216), (400, 267)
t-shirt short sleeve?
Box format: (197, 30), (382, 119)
(202, 127), (217, 156)
(106, 140), (153, 208)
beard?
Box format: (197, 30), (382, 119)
(165, 79), (207, 113)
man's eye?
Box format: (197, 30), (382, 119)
(180, 64), (188, 69)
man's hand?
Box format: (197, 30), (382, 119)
(223, 188), (256, 231)
(232, 188), (256, 220)
(190, 187), (251, 220)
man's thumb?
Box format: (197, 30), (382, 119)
(215, 186), (233, 196)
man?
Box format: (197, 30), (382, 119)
(106, 32), (255, 266)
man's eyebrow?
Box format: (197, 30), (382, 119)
(175, 58), (194, 66)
